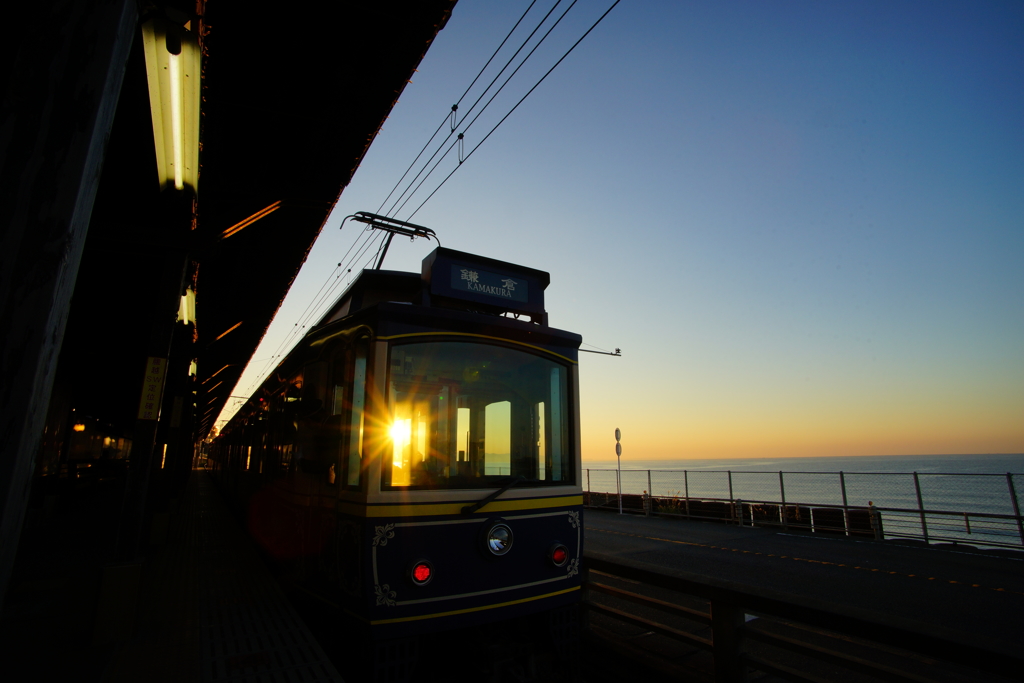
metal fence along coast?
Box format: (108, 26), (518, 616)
(584, 468), (1024, 550)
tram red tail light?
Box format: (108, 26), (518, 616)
(550, 544), (569, 567)
(411, 560), (433, 585)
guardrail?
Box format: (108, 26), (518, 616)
(583, 553), (1023, 683)
(584, 469), (1024, 550)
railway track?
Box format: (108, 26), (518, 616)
(582, 553), (1023, 683)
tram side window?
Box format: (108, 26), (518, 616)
(384, 342), (573, 489)
(547, 367), (566, 481)
(327, 343), (367, 489)
(302, 362), (327, 412)
(293, 361), (347, 481)
(265, 380), (300, 478)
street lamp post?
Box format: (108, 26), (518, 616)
(615, 428), (622, 514)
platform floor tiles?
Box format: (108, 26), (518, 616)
(105, 470), (343, 683)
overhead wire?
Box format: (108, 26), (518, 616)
(390, 136), (463, 218)
(266, 0), (618, 353)
(274, 215), (360, 342)
(265, 230), (382, 354)
(239, 228), (385, 395)
(383, 0), (567, 218)
(406, 0), (621, 221)
(297, 228), (379, 329)
(375, 0), (541, 216)
(397, 0), (580, 218)
(248, 2), (559, 385)
(218, 1), (621, 420)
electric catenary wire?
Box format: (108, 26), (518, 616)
(240, 229), (386, 395)
(217, 3), (621, 424)
(375, 0), (541, 216)
(279, 0), (619, 357)
(382, 0), (570, 219)
(327, 0), (577, 316)
(258, 229), (383, 364)
(395, 0), (580, 218)
(405, 0), (621, 222)
(253, 2), (559, 381)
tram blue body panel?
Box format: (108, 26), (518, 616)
(341, 502), (583, 637)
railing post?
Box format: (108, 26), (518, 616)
(913, 472), (929, 543)
(779, 471), (787, 531)
(1007, 473), (1024, 548)
(579, 562), (590, 634)
(840, 471), (849, 536)
(728, 470), (735, 523)
(684, 470), (691, 519)
(586, 469), (590, 496)
(711, 598), (746, 683)
(646, 470), (652, 516)
(616, 465), (622, 515)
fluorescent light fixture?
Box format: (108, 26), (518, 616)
(142, 16), (200, 192)
(214, 321), (243, 341)
(178, 287), (196, 325)
(221, 202), (283, 239)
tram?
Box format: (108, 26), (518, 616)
(209, 245), (584, 649)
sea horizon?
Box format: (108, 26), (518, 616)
(581, 453), (1024, 475)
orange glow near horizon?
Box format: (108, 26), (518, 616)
(579, 376), (1024, 461)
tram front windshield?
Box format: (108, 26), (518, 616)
(385, 341), (572, 489)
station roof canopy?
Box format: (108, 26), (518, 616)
(70, 1), (457, 439)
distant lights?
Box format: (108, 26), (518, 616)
(72, 423), (86, 432)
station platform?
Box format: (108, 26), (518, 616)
(103, 469), (343, 682)
(0, 469), (343, 683)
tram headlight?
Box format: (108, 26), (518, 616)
(485, 523), (513, 556)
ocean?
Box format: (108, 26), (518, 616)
(580, 454), (1024, 547)
(582, 453), (1024, 475)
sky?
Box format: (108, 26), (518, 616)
(216, 1), (1024, 461)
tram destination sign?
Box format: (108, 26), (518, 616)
(421, 247), (548, 317)
(450, 265), (528, 303)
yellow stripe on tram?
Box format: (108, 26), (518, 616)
(338, 495), (583, 518)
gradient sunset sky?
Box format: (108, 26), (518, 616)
(219, 1), (1023, 460)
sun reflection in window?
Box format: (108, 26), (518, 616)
(390, 419), (412, 486)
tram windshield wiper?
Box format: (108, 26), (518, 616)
(461, 475), (533, 515)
